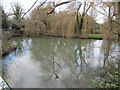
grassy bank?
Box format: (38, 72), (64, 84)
(89, 34), (102, 38)
(25, 32), (103, 40)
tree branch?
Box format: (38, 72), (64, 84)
(18, 0), (39, 22)
(37, 0), (47, 10)
(84, 2), (93, 17)
(47, 0), (76, 15)
(93, 6), (108, 17)
(76, 3), (82, 24)
(18, 0), (47, 22)
(93, 6), (120, 25)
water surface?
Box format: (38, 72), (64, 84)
(2, 37), (119, 88)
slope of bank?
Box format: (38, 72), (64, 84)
(1, 31), (21, 56)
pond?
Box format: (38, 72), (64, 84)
(2, 37), (119, 88)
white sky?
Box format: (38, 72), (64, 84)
(2, 0), (71, 12)
(2, 0), (117, 13)
(2, 0), (39, 13)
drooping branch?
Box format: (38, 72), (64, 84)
(47, 0), (76, 15)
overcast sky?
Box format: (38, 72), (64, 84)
(2, 0), (40, 13)
(2, 0), (73, 13)
(2, 0), (115, 13)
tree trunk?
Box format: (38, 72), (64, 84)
(118, 2), (120, 40)
(114, 2), (120, 40)
(79, 18), (84, 33)
(108, 6), (112, 40)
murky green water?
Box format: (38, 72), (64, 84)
(2, 37), (119, 88)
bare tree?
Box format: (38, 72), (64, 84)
(93, 2), (120, 40)
(75, 2), (93, 34)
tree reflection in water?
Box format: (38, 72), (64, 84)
(2, 37), (119, 88)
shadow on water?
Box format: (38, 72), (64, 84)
(2, 37), (119, 88)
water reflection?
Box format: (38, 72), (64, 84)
(2, 37), (119, 88)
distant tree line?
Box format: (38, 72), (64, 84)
(1, 1), (120, 40)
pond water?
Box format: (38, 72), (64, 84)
(2, 37), (119, 88)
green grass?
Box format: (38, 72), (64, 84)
(89, 34), (102, 38)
